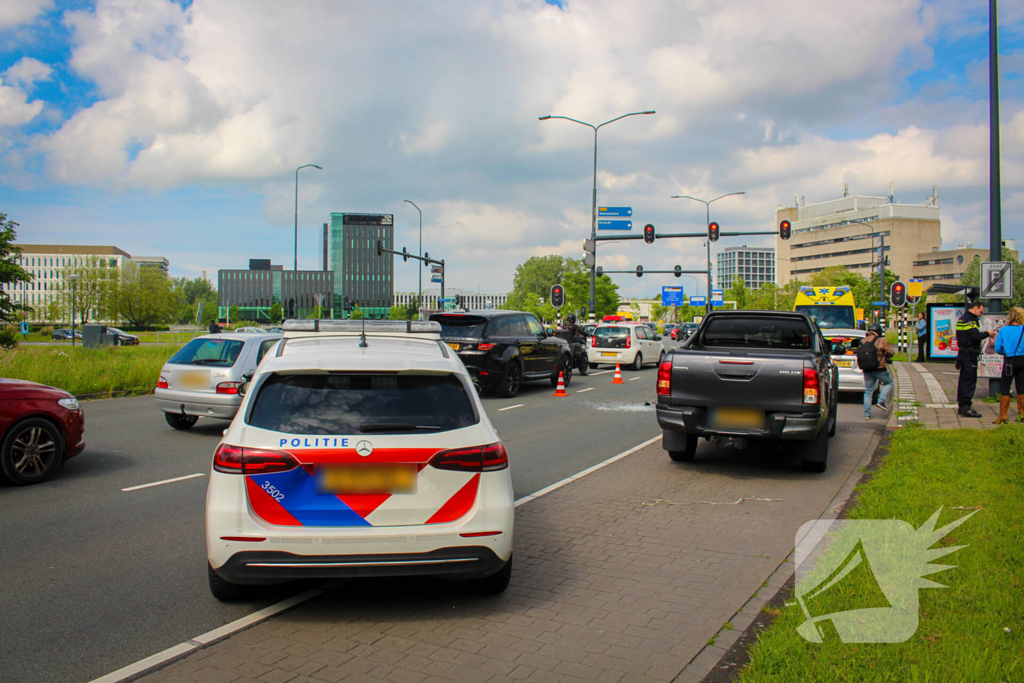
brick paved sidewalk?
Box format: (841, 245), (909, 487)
(135, 435), (876, 683)
(895, 362), (1016, 430)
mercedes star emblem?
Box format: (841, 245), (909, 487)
(355, 440), (373, 457)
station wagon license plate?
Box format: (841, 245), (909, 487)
(317, 465), (417, 495)
(834, 360), (853, 368)
(711, 407), (765, 430)
(177, 370), (209, 389)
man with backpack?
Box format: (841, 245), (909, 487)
(858, 323), (895, 420)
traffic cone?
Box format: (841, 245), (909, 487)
(553, 371), (568, 397)
(612, 363), (624, 384)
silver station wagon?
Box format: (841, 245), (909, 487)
(155, 333), (281, 430)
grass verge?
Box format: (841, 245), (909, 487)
(738, 425), (1024, 683)
(0, 344), (180, 397)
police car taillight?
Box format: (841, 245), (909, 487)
(213, 444), (298, 474)
(657, 359), (672, 396)
(430, 442), (509, 472)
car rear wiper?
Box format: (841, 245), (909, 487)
(359, 423), (442, 432)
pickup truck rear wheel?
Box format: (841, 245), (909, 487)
(668, 433), (698, 462)
(800, 429), (829, 473)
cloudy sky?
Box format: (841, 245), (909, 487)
(1, 0), (1022, 299)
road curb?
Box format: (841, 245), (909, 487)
(672, 422), (885, 683)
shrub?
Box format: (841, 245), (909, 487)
(0, 329), (18, 349)
(39, 326), (54, 336)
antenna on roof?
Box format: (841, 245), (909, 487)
(359, 318), (368, 348)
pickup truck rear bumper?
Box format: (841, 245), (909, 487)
(656, 404), (820, 441)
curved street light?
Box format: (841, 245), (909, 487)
(295, 164), (323, 271)
(539, 110), (656, 322)
(671, 192), (745, 312)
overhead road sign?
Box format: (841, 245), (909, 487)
(431, 274), (443, 283)
(598, 220), (632, 231)
(598, 207), (632, 217)
(689, 296), (706, 306)
(980, 261), (1014, 299)
(711, 289), (723, 303)
(662, 287), (685, 306)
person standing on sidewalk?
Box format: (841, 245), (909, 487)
(915, 311), (928, 362)
(857, 323), (895, 420)
(955, 299), (996, 418)
(993, 306), (1024, 424)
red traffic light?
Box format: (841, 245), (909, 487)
(550, 284), (565, 308)
(643, 224), (655, 244)
(890, 281), (907, 307)
(779, 219), (791, 240)
(708, 222), (720, 242)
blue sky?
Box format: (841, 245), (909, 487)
(1, 0), (1022, 299)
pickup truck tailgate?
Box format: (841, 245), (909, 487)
(668, 350), (813, 413)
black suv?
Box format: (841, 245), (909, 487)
(430, 310), (573, 398)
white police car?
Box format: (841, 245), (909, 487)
(205, 320), (514, 600)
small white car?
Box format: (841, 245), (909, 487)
(234, 326), (268, 334)
(206, 320), (514, 600)
(823, 329), (868, 392)
(588, 322), (665, 371)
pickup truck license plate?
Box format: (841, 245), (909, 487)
(712, 408), (765, 429)
(601, 352), (617, 357)
(447, 343), (461, 351)
(317, 465), (417, 495)
(834, 360), (853, 368)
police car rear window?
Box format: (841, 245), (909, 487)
(702, 318), (813, 349)
(247, 373), (478, 435)
(168, 338), (246, 367)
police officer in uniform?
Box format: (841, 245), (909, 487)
(955, 299), (996, 418)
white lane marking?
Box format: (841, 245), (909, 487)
(576, 387), (595, 393)
(514, 434), (662, 508)
(497, 404), (524, 412)
(121, 473), (205, 492)
(590, 370), (613, 375)
(88, 587), (325, 683)
(629, 377), (641, 381)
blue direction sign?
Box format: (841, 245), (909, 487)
(689, 296), (706, 307)
(871, 301), (889, 307)
(662, 286), (685, 306)
(598, 207), (632, 217)
(431, 274), (443, 283)
(598, 220), (632, 231)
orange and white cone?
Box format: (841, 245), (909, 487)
(612, 363), (624, 384)
(553, 371), (568, 397)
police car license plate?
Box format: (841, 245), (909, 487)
(317, 465), (417, 494)
(834, 360), (853, 368)
(447, 343), (460, 351)
(178, 370), (209, 389)
(601, 352), (617, 357)
(711, 407), (765, 429)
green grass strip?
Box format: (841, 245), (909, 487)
(0, 344), (180, 397)
(739, 425), (1024, 683)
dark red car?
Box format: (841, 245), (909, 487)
(0, 379), (85, 485)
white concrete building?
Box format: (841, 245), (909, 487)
(717, 246), (776, 290)
(394, 288), (508, 312)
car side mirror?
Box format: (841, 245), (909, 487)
(654, 335), (662, 341)
(239, 371), (254, 397)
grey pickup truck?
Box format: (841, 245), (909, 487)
(655, 310), (838, 472)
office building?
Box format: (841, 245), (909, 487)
(133, 256), (170, 275)
(394, 289), (508, 313)
(913, 241), (1019, 282)
(716, 246), (776, 290)
(775, 195), (941, 284)
(218, 261), (333, 321)
(5, 244), (134, 320)
(328, 212), (394, 319)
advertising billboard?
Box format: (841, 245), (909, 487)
(928, 304), (962, 359)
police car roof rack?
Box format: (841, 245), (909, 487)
(281, 319), (442, 334)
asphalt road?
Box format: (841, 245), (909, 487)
(0, 342), (884, 683)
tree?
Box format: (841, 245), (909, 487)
(54, 255), (119, 325)
(0, 213), (32, 323)
(389, 305), (407, 320)
(725, 277), (748, 310)
(268, 302), (283, 324)
(228, 305), (240, 324)
(350, 305), (364, 320)
(114, 261), (176, 327)
(173, 276), (218, 324)
(405, 296), (420, 320)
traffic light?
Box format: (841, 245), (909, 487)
(636, 265), (644, 278)
(643, 224), (655, 244)
(596, 266), (603, 277)
(342, 296), (350, 312)
(454, 294), (464, 308)
(890, 281), (907, 308)
(550, 284), (565, 309)
(779, 219), (791, 240)
(708, 222), (720, 242)
(674, 265), (682, 278)
(402, 247), (409, 262)
(376, 240), (383, 257)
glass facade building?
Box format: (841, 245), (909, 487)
(218, 265), (333, 321)
(329, 212), (394, 319)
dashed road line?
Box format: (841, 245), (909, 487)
(590, 370), (613, 375)
(497, 404), (524, 412)
(121, 473), (205, 492)
(629, 377), (641, 381)
(576, 387), (595, 393)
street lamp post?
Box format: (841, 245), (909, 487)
(539, 110), (656, 322)
(68, 273), (80, 348)
(294, 164), (323, 271)
(403, 200), (423, 317)
(671, 192), (745, 313)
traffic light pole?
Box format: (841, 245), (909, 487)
(375, 241), (446, 311)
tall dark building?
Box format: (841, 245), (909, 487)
(218, 262), (333, 321)
(328, 212), (394, 319)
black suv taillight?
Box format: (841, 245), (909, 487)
(429, 443), (509, 472)
(213, 444), (299, 474)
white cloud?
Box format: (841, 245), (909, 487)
(0, 0), (52, 30)
(0, 58), (49, 127)
(3, 57), (51, 87)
